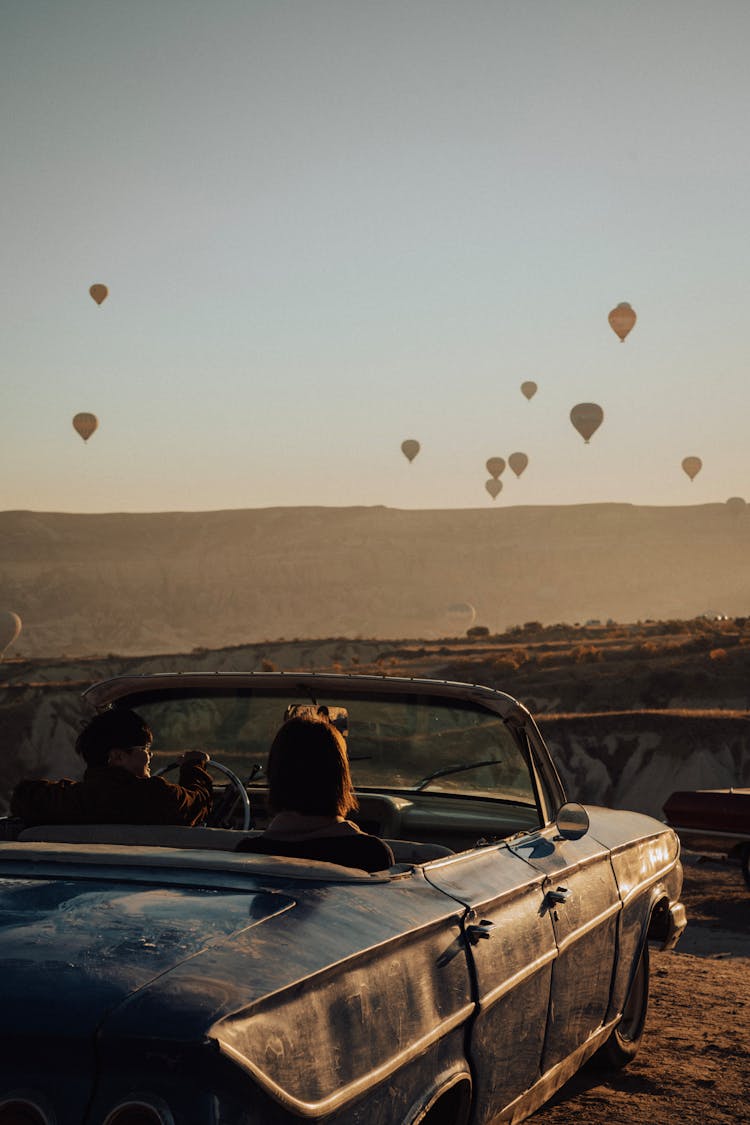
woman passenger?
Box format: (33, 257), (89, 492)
(235, 715), (393, 872)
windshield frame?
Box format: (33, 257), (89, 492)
(82, 672), (566, 822)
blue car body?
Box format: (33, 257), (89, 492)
(0, 673), (686, 1125)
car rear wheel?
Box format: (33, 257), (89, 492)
(591, 943), (649, 1070)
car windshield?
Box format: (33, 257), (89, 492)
(133, 691), (535, 807)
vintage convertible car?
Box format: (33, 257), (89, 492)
(663, 787), (750, 889)
(0, 672), (686, 1125)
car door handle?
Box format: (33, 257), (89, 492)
(545, 886), (571, 905)
(466, 919), (495, 944)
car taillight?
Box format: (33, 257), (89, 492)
(0, 1100), (49, 1125)
(103, 1102), (173, 1125)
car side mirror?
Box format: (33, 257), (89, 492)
(556, 802), (590, 841)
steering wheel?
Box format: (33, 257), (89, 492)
(154, 758), (252, 831)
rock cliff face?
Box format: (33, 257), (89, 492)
(2, 503), (750, 657)
(538, 713), (750, 820)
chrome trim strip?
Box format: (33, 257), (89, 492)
(555, 900), (621, 955)
(670, 824), (750, 844)
(102, 1098), (174, 1125)
(83, 671), (520, 716)
(496, 1018), (619, 1123)
(480, 946), (557, 1008)
(0, 1098), (53, 1125)
(213, 1002), (474, 1117)
(405, 1070), (472, 1125)
(101, 1098), (174, 1125)
(605, 829), (677, 859)
(620, 860), (679, 909)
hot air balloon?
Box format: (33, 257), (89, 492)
(608, 302), (636, 342)
(726, 496), (746, 515)
(682, 456), (702, 481)
(508, 452), (529, 477)
(520, 381), (537, 400)
(0, 611), (22, 658)
(72, 413), (98, 442)
(445, 602), (476, 631)
(401, 439), (420, 463)
(485, 478), (502, 500)
(89, 283), (108, 305)
(570, 403), (604, 444)
(486, 457), (506, 479)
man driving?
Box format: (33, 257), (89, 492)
(11, 708), (212, 827)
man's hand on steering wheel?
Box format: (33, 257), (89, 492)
(179, 750), (211, 767)
(155, 755), (251, 830)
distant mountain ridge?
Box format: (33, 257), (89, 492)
(1, 503), (749, 657)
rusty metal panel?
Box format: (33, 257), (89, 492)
(424, 844), (555, 1122)
(586, 809), (683, 1018)
(509, 827), (620, 1071)
(99, 870), (474, 1118)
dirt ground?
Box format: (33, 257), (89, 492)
(532, 852), (749, 1123)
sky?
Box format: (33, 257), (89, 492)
(2, 0), (750, 513)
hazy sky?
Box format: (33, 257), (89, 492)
(3, 1), (750, 512)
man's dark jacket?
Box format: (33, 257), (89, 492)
(10, 762), (212, 827)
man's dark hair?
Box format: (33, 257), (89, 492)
(75, 708), (153, 769)
(267, 717), (357, 818)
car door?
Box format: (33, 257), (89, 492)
(424, 842), (556, 1124)
(508, 826), (621, 1072)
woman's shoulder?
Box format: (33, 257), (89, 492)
(235, 829), (394, 872)
(330, 837), (395, 868)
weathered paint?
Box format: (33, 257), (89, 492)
(424, 843), (555, 1123)
(586, 806), (684, 1019)
(508, 826), (620, 1072)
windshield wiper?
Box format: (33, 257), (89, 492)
(412, 758), (503, 792)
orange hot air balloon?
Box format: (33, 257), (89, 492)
(486, 457), (506, 480)
(520, 381), (537, 400)
(401, 439), (420, 463)
(89, 283), (108, 305)
(73, 413), (98, 442)
(0, 611), (22, 657)
(726, 496), (746, 515)
(485, 478), (502, 500)
(681, 456), (702, 481)
(508, 452), (528, 477)
(570, 403), (604, 444)
(608, 302), (636, 342)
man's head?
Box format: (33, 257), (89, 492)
(75, 709), (153, 777)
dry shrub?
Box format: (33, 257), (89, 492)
(492, 656), (519, 676)
(572, 645), (603, 663)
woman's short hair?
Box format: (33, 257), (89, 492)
(268, 716), (358, 818)
(75, 708), (153, 769)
